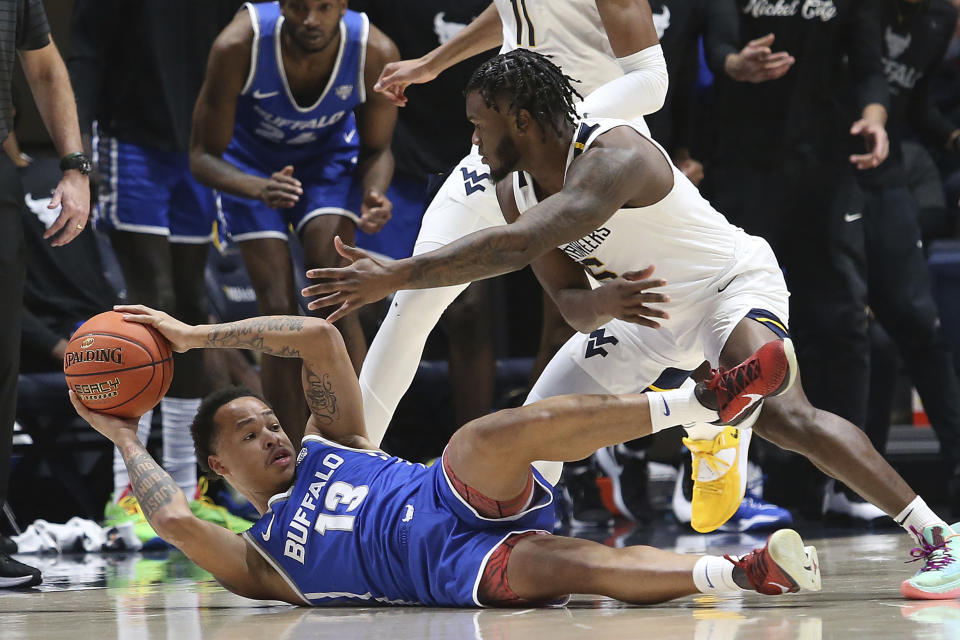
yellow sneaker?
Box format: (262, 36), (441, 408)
(683, 426), (751, 533)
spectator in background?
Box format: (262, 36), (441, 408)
(190, 0), (399, 443)
(350, 0), (499, 441)
(646, 0), (739, 187)
(68, 0), (246, 538)
(903, 140), (955, 242)
(857, 0), (960, 508)
(0, 0), (90, 589)
(17, 153), (115, 374)
(704, 0), (890, 518)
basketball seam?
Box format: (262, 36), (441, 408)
(65, 319), (174, 415)
(64, 357), (174, 378)
(67, 330), (153, 354)
(98, 361), (158, 412)
(143, 324), (173, 408)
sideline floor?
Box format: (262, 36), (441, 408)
(2, 524), (958, 640)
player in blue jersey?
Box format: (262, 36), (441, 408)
(72, 304), (820, 607)
(190, 0), (400, 440)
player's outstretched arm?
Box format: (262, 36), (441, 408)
(114, 305), (372, 449)
(302, 133), (670, 321)
(374, 3), (502, 106)
(70, 393), (294, 602)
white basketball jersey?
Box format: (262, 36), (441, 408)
(512, 118), (761, 311)
(493, 0), (623, 98)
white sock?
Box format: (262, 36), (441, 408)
(693, 556), (746, 594)
(161, 397), (201, 496)
(685, 404), (760, 441)
(113, 409), (152, 498)
(895, 496), (950, 536)
(647, 387), (718, 434)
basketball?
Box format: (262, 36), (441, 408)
(64, 311), (174, 418)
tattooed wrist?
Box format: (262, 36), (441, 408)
(205, 317), (305, 357)
(120, 440), (181, 521)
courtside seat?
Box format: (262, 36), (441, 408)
(205, 245), (260, 323)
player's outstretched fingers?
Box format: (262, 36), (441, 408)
(326, 302), (355, 324)
(301, 278), (345, 298)
(333, 235), (370, 263)
(113, 304), (152, 315)
(306, 291), (347, 311)
(622, 265), (655, 281)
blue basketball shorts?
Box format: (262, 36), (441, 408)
(216, 147), (362, 244)
(92, 129), (216, 243)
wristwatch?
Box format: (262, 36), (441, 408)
(59, 151), (93, 175)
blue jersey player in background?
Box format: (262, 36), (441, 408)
(190, 0), (399, 442)
(72, 304), (820, 607)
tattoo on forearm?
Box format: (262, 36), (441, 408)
(206, 317), (305, 357)
(407, 232), (522, 289)
(304, 365), (338, 425)
(122, 443), (180, 521)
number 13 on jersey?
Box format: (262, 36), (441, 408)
(315, 481), (369, 534)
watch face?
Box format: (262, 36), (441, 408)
(61, 153), (93, 175)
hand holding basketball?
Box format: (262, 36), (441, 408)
(64, 310), (174, 418)
(113, 305), (200, 353)
(69, 390), (140, 444)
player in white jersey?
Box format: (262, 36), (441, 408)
(357, 0), (669, 450)
(301, 51), (960, 599)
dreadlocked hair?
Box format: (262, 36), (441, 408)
(465, 49), (582, 137)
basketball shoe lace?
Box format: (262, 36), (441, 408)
(724, 546), (797, 595)
(684, 440), (732, 496)
(706, 360), (760, 407)
(907, 526), (957, 572)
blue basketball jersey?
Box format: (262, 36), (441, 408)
(228, 2), (367, 168)
(243, 435), (557, 607)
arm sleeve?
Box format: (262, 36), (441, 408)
(66, 0), (119, 135)
(578, 44), (669, 120)
(703, 0), (740, 76)
(846, 0), (889, 113)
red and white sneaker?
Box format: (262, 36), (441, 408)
(726, 528), (821, 595)
(695, 339), (798, 425)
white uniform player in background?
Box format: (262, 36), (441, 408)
(353, 0), (757, 531)
(362, 0), (669, 445)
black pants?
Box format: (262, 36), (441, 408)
(0, 154), (24, 505)
(707, 159), (870, 428)
(863, 185), (960, 467)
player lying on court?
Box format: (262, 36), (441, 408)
(300, 50), (960, 600)
(72, 305), (818, 607)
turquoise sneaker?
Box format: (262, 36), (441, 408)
(901, 523), (960, 599)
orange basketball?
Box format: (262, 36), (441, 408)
(64, 311), (174, 418)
